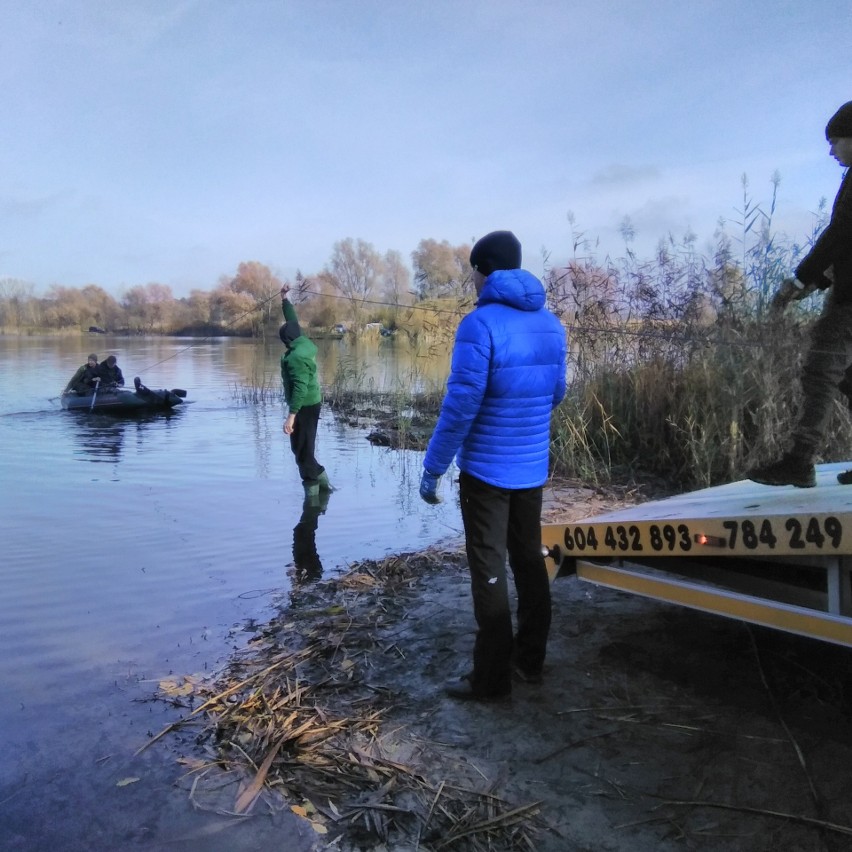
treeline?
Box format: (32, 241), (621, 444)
(0, 172), (834, 351)
(0, 237), (474, 337)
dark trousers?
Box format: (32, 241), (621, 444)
(458, 472), (552, 696)
(290, 403), (324, 483)
(793, 293), (852, 460)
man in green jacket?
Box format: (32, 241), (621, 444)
(279, 285), (333, 495)
(64, 353), (100, 393)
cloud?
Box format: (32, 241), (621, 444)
(0, 190), (71, 219)
(590, 164), (661, 187)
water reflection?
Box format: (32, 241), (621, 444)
(290, 488), (332, 584)
(69, 409), (185, 462)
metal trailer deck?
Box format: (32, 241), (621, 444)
(541, 462), (852, 647)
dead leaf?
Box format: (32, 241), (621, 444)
(159, 679), (194, 697)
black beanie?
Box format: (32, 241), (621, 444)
(826, 101), (852, 139)
(469, 230), (522, 276)
(279, 321), (301, 346)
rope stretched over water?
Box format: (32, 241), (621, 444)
(136, 283), (817, 375)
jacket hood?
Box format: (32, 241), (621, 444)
(477, 268), (546, 312)
(279, 320), (301, 347)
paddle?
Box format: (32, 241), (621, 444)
(89, 377), (101, 411)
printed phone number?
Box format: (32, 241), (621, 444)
(562, 516), (844, 553)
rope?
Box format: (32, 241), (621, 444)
(133, 283), (819, 375)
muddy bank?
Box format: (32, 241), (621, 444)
(149, 481), (852, 851)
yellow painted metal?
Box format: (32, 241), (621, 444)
(575, 560), (852, 648)
(543, 463), (852, 561)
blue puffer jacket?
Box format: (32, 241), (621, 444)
(423, 268), (567, 489)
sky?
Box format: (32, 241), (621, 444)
(1, 0), (850, 298)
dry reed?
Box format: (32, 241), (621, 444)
(146, 548), (546, 850)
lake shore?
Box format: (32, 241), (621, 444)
(151, 479), (852, 851)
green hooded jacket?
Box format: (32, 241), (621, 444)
(280, 299), (322, 412)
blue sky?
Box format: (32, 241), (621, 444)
(1, 0), (850, 297)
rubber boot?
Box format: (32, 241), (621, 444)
(317, 470), (335, 492)
(303, 481), (321, 508)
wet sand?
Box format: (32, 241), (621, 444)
(139, 481), (852, 851)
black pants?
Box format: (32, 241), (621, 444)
(458, 471), (551, 696)
(290, 403), (324, 483)
(792, 293), (852, 460)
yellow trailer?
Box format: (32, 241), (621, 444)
(541, 462), (852, 647)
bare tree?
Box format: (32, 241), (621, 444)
(43, 284), (90, 329)
(411, 239), (472, 300)
(121, 283), (175, 333)
(0, 277), (36, 329)
(323, 238), (384, 324)
(382, 250), (413, 307)
(211, 261), (284, 336)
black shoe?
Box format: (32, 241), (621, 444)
(512, 665), (543, 685)
(746, 455), (816, 488)
(444, 676), (510, 702)
(838, 469), (852, 485)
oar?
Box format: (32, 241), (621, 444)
(89, 377), (101, 411)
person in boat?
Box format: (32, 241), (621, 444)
(64, 354), (100, 394)
(279, 284), (333, 498)
(747, 100), (852, 488)
(419, 230), (567, 702)
(98, 355), (125, 388)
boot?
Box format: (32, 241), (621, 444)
(746, 453), (816, 488)
(317, 470), (335, 492)
(302, 481), (321, 508)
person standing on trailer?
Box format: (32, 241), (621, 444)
(747, 100), (852, 488)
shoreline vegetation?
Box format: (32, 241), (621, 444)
(143, 479), (852, 852)
(11, 182), (852, 492)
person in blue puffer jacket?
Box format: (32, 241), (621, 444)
(420, 230), (567, 702)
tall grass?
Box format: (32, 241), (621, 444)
(548, 177), (850, 490)
(234, 176), (847, 492)
(324, 353), (445, 448)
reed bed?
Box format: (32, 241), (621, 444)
(325, 356), (445, 450)
(230, 379), (282, 404)
(550, 309), (852, 491)
(225, 181), (851, 492)
(146, 548), (545, 850)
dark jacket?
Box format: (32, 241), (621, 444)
(423, 268), (567, 489)
(98, 360), (124, 387)
(65, 363), (100, 393)
(796, 170), (852, 302)
(280, 299), (322, 412)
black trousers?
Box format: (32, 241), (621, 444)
(792, 293), (852, 460)
(289, 402), (324, 483)
(458, 471), (552, 696)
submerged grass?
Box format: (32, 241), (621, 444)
(325, 355), (445, 450)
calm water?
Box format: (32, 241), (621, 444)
(0, 334), (460, 851)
